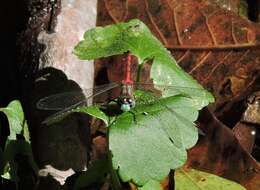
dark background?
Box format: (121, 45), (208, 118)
(0, 0), (29, 106)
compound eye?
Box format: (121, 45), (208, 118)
(130, 99), (135, 108)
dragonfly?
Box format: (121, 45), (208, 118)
(37, 53), (209, 127)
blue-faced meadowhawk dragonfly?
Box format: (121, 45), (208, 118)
(37, 53), (211, 129)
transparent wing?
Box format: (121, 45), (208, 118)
(37, 91), (86, 111)
(134, 82), (212, 97)
(37, 83), (119, 125)
(133, 82), (214, 109)
(37, 82), (119, 111)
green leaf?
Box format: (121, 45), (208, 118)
(138, 180), (163, 190)
(0, 100), (24, 140)
(0, 100), (38, 182)
(74, 105), (109, 126)
(1, 158), (18, 182)
(110, 95), (199, 185)
(175, 168), (246, 190)
(22, 123), (31, 143)
(74, 19), (215, 186)
(74, 19), (214, 108)
(2, 140), (35, 181)
(134, 90), (158, 105)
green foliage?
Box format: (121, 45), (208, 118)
(134, 89), (158, 105)
(175, 168), (246, 190)
(138, 180), (163, 190)
(74, 19), (214, 187)
(0, 100), (38, 186)
(74, 105), (109, 125)
(74, 19), (214, 108)
(110, 95), (198, 185)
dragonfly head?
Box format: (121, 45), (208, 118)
(118, 97), (135, 112)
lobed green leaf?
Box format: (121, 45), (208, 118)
(110, 95), (199, 185)
(74, 105), (109, 126)
(0, 100), (38, 183)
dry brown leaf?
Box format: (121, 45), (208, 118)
(97, 0), (260, 118)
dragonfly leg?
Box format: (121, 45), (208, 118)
(129, 111), (138, 124)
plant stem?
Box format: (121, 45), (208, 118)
(136, 62), (143, 82)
